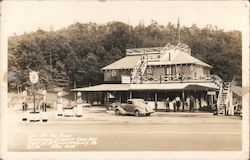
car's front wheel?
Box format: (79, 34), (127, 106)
(115, 109), (120, 115)
(146, 113), (151, 116)
(134, 110), (140, 117)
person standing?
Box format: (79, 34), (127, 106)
(175, 96), (181, 112)
(195, 98), (200, 112)
(41, 90), (47, 112)
(186, 97), (190, 111)
(172, 99), (176, 112)
(190, 96), (195, 112)
(165, 97), (170, 112)
(22, 90), (28, 111)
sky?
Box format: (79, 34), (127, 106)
(1, 1), (249, 36)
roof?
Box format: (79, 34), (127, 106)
(71, 83), (219, 92)
(101, 56), (141, 70)
(102, 46), (212, 70)
(148, 52), (212, 68)
(172, 52), (212, 68)
(231, 86), (242, 97)
(71, 84), (130, 92)
(130, 83), (218, 91)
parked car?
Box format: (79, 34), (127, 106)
(114, 99), (154, 116)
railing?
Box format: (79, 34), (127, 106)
(213, 74), (224, 87)
(126, 43), (192, 57)
(126, 47), (162, 55)
(129, 74), (215, 84)
(216, 83), (223, 114)
(174, 43), (191, 53)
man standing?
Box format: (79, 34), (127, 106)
(22, 90), (28, 111)
(176, 96), (181, 112)
(165, 97), (170, 112)
(172, 99), (176, 112)
(190, 96), (195, 112)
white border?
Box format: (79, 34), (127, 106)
(1, 1), (249, 160)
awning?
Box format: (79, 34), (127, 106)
(71, 84), (130, 92)
(231, 86), (242, 97)
(130, 83), (218, 91)
(71, 83), (219, 92)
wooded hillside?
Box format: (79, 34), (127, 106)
(8, 21), (242, 89)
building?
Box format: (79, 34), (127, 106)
(72, 43), (233, 115)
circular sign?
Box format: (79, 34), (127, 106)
(29, 71), (39, 84)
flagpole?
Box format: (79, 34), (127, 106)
(177, 17), (181, 44)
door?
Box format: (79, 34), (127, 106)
(123, 100), (134, 113)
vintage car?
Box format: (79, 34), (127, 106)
(114, 99), (154, 116)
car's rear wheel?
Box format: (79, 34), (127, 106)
(115, 109), (120, 115)
(134, 110), (140, 117)
(146, 113), (151, 116)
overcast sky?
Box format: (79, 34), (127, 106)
(1, 1), (249, 36)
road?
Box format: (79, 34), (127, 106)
(8, 117), (242, 151)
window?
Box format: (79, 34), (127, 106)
(127, 100), (132, 104)
(146, 67), (153, 76)
(165, 66), (172, 75)
(111, 70), (117, 77)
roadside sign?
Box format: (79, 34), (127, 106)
(207, 91), (216, 95)
(29, 71), (39, 84)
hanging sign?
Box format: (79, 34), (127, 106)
(29, 71), (39, 84)
(207, 91), (216, 95)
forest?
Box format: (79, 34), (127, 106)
(8, 21), (242, 90)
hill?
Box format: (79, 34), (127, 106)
(8, 21), (242, 90)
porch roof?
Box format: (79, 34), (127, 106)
(71, 83), (219, 92)
(130, 83), (218, 91)
(71, 84), (130, 92)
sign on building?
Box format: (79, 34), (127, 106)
(207, 91), (216, 95)
(121, 76), (130, 84)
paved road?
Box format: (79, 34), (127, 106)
(8, 119), (241, 151)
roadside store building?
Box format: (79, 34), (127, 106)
(72, 43), (233, 115)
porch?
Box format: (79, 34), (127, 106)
(71, 83), (219, 112)
(122, 74), (217, 84)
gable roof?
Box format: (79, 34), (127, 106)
(146, 52), (212, 68)
(171, 52), (212, 68)
(102, 48), (213, 70)
(101, 55), (140, 70)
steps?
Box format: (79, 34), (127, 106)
(130, 43), (176, 84)
(131, 55), (148, 84)
(217, 82), (231, 115)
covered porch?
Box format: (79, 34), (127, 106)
(71, 83), (219, 112)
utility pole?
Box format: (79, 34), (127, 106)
(49, 45), (52, 66)
(177, 17), (181, 44)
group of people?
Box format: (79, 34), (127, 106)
(164, 96), (197, 112)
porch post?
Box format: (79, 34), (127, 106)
(155, 91), (158, 111)
(129, 91), (132, 99)
(102, 92), (105, 105)
(182, 90), (185, 101)
(86, 92), (89, 103)
(182, 90), (185, 111)
(119, 92), (122, 103)
(106, 92), (110, 108)
(96, 92), (98, 105)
